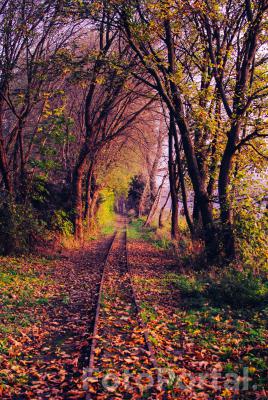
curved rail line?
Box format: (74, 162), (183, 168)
(85, 219), (159, 394)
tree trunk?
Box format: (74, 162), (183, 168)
(218, 126), (239, 259)
(173, 132), (195, 236)
(0, 99), (13, 194)
(18, 118), (28, 201)
(212, 8), (259, 260)
(84, 162), (94, 225)
(159, 192), (170, 228)
(171, 100), (216, 255)
(169, 115), (179, 240)
(138, 180), (149, 217)
(88, 189), (100, 226)
(207, 92), (221, 198)
(73, 166), (84, 242)
(72, 143), (89, 241)
(18, 119), (25, 183)
(192, 198), (200, 226)
(144, 175), (166, 227)
(148, 128), (164, 204)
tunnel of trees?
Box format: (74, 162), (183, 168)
(0, 0), (267, 264)
(0, 1), (268, 398)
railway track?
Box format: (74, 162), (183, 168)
(87, 230), (118, 374)
(84, 219), (159, 399)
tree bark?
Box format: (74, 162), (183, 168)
(0, 98), (13, 194)
(72, 143), (89, 241)
(218, 124), (240, 259)
(159, 191), (170, 229)
(144, 174), (166, 227)
(168, 115), (179, 240)
(192, 198), (201, 227)
(84, 161), (94, 225)
(138, 179), (149, 217)
(148, 128), (163, 204)
(207, 92), (221, 198)
(88, 188), (100, 226)
(174, 133), (195, 236)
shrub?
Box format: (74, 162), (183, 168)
(232, 185), (268, 272)
(235, 211), (268, 272)
(153, 236), (171, 250)
(97, 189), (115, 235)
(51, 209), (73, 237)
(208, 269), (268, 307)
(127, 175), (147, 215)
(0, 199), (45, 255)
(166, 273), (205, 298)
(127, 218), (145, 239)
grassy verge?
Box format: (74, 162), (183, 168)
(131, 262), (268, 395)
(97, 189), (116, 236)
(0, 256), (57, 349)
(0, 255), (65, 395)
(127, 218), (174, 250)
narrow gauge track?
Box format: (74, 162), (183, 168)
(84, 218), (159, 399)
(87, 231), (118, 373)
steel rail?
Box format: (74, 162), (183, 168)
(87, 231), (118, 374)
(85, 219), (159, 399)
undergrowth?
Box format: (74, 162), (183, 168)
(165, 268), (268, 309)
(127, 218), (174, 250)
(0, 199), (45, 255)
(127, 217), (196, 258)
(97, 189), (116, 235)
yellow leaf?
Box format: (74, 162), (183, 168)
(94, 347), (101, 355)
(221, 388), (232, 397)
(86, 377), (98, 383)
(125, 358), (134, 364)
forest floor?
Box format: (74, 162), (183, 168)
(0, 222), (267, 399)
(0, 236), (113, 399)
(127, 239), (267, 399)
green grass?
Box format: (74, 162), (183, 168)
(164, 272), (205, 297)
(127, 218), (150, 240)
(97, 189), (116, 236)
(101, 224), (115, 235)
(148, 335), (159, 346)
(155, 267), (268, 389)
(127, 218), (173, 250)
(169, 272), (268, 385)
(140, 301), (158, 323)
(0, 256), (56, 342)
(61, 294), (70, 305)
(164, 268), (268, 309)
(0, 339), (9, 354)
(207, 268), (268, 307)
(129, 223), (268, 392)
(173, 303), (268, 380)
(133, 276), (159, 290)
